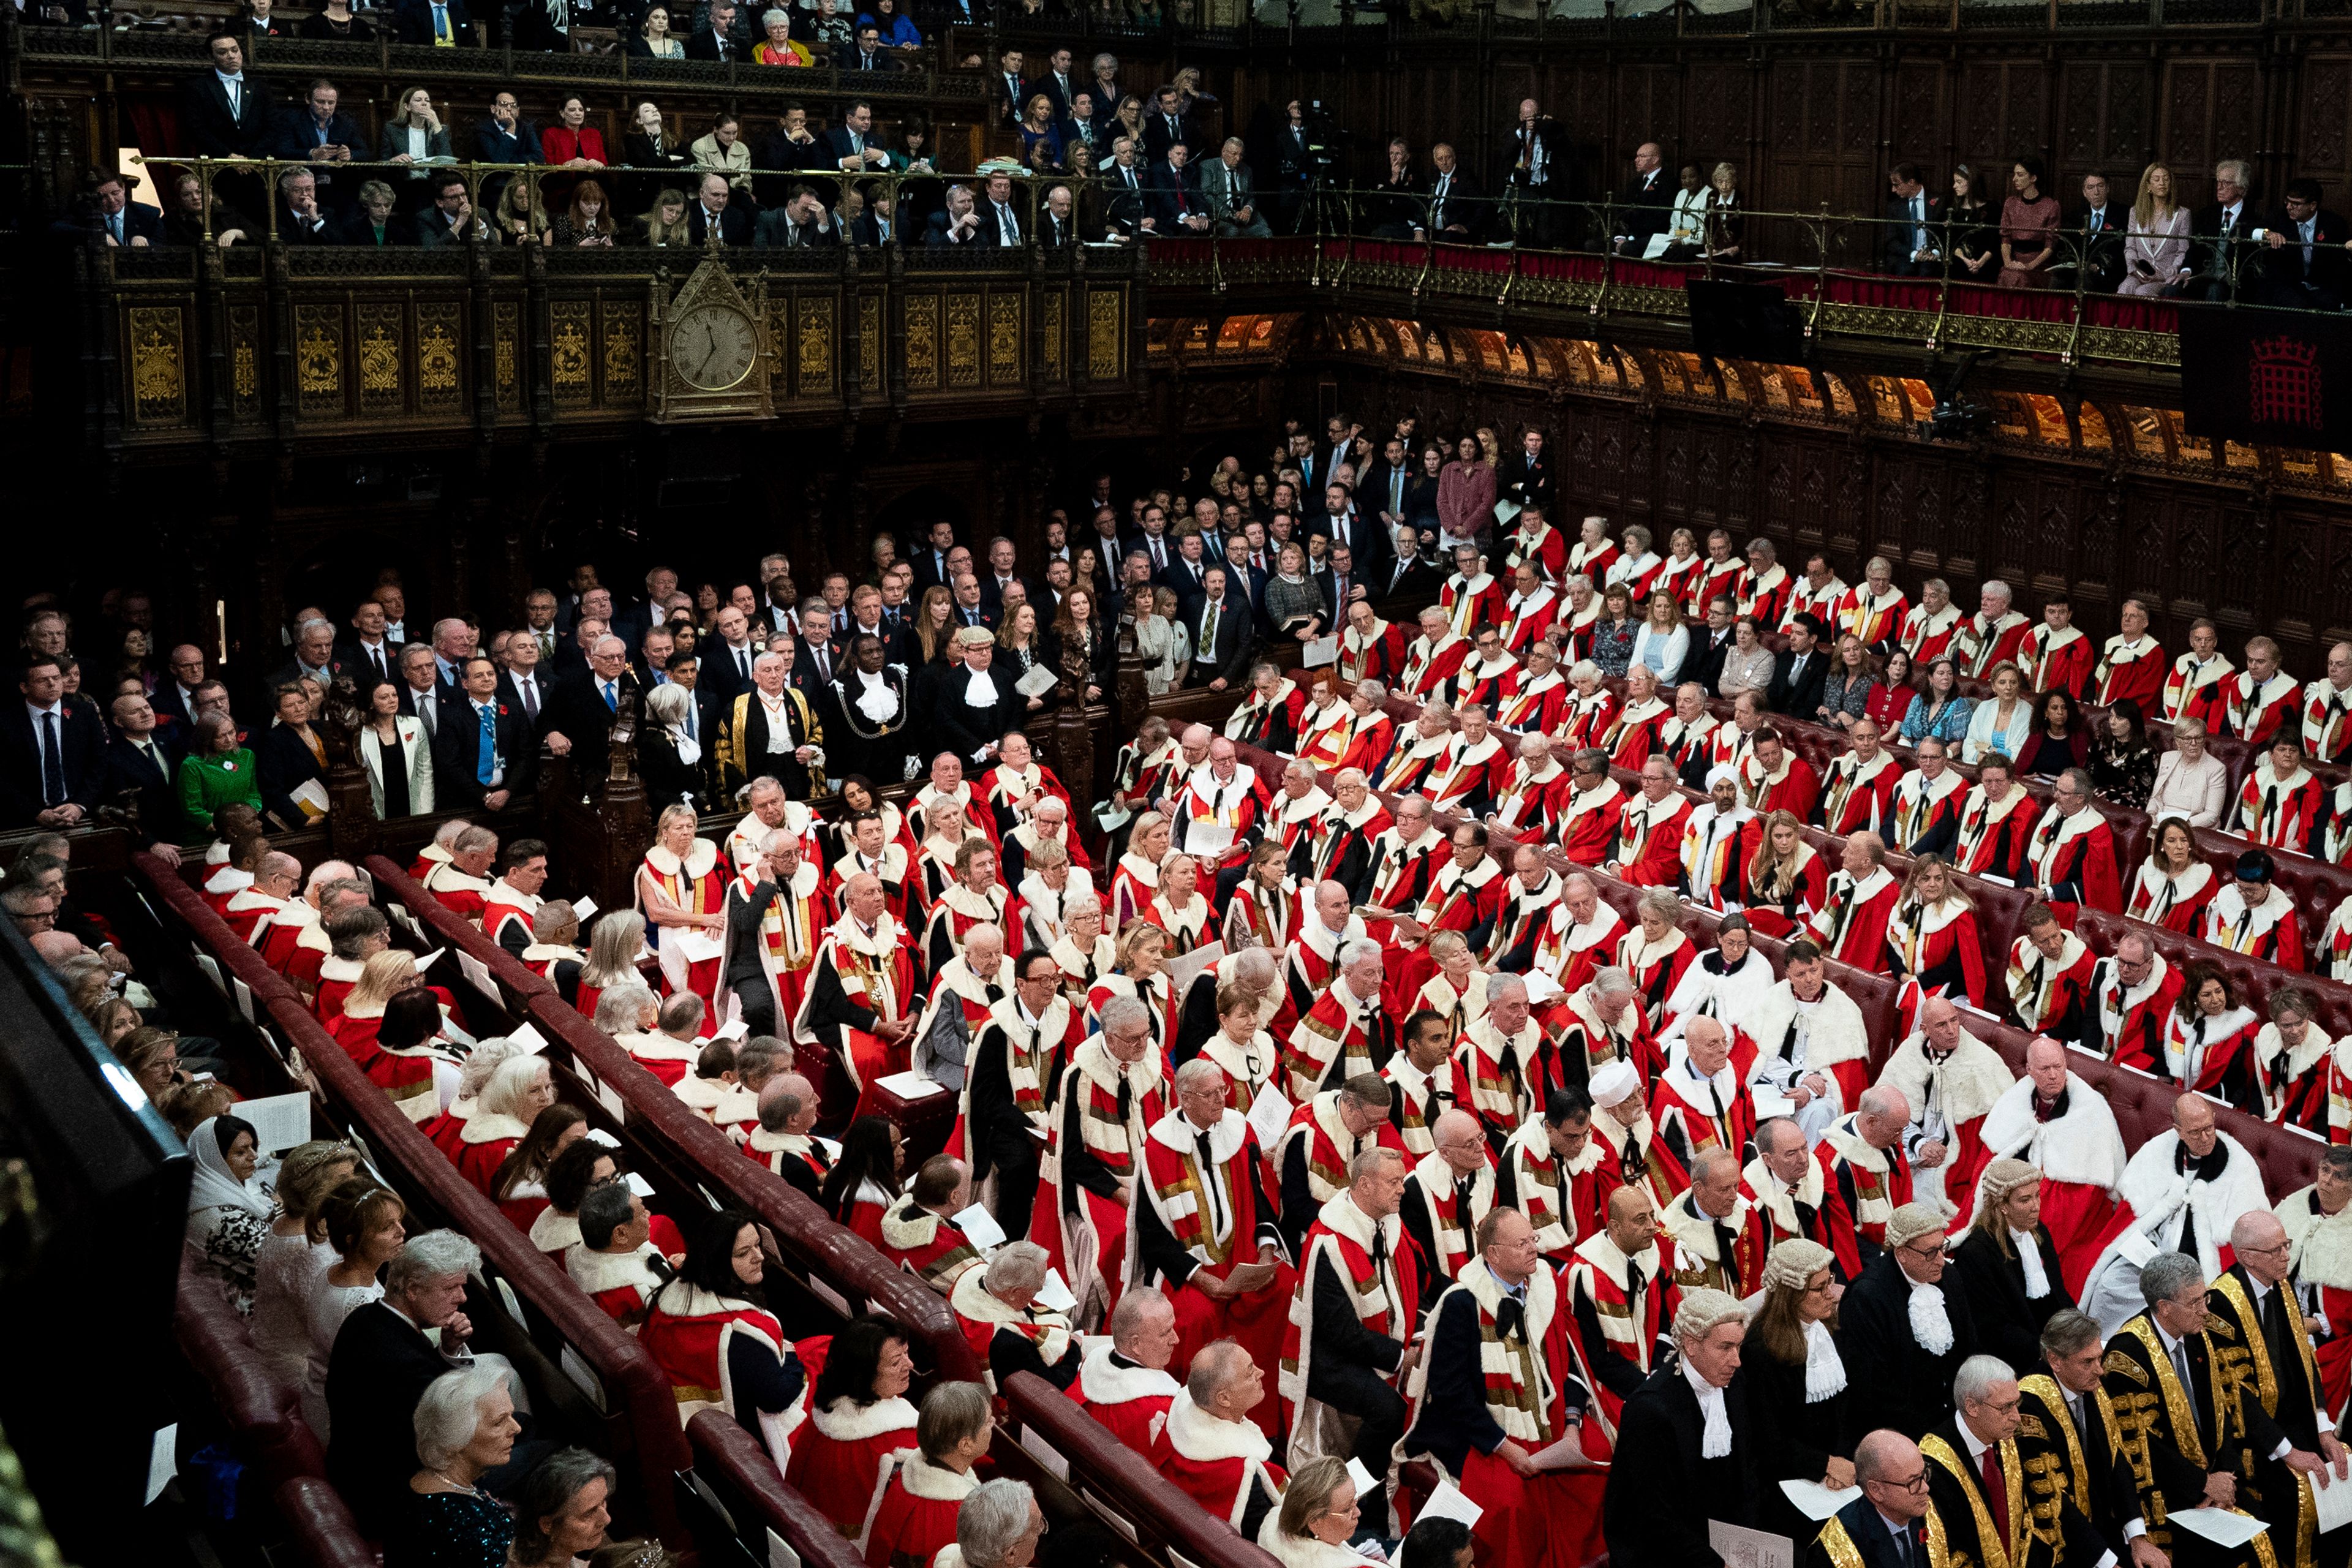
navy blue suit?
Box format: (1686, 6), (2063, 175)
(393, 0), (478, 44)
(107, 729), (186, 840)
(434, 693), (539, 806)
(1, 701), (107, 829)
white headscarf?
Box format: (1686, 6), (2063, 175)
(186, 1115), (271, 1229)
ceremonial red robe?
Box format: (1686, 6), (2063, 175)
(783, 1393), (919, 1540)
(1071, 1341), (1179, 1451)
(1815, 1112), (1916, 1279)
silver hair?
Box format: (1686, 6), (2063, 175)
(1174, 1058), (1226, 1093)
(1108, 1285), (1174, 1347)
(413, 1366), (511, 1469)
(957, 1479), (1038, 1568)
(1568, 660), (1604, 685)
(1337, 937), (1383, 972)
(1349, 1145), (1406, 1181)
(1981, 579), (2013, 604)
(1857, 1085), (1904, 1121)
(1952, 1354), (2016, 1408)
(644, 682), (692, 726)
(1517, 733), (1549, 758)
(2140, 1250), (2204, 1307)
(1590, 965), (1635, 997)
(2217, 157), (2252, 187)
(1486, 972), (1528, 1002)
(388, 1229), (481, 1294)
(1356, 680), (1388, 704)
(985, 1239), (1050, 1296)
(1096, 995), (1152, 1040)
(594, 982), (659, 1035)
(1638, 888), (1680, 921)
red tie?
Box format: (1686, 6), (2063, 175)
(1980, 1444), (2009, 1548)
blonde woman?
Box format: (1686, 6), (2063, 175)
(630, 188), (693, 247)
(490, 177), (549, 246)
(1087, 919), (1174, 1055)
(1257, 1456), (1381, 1568)
(380, 86), (454, 179)
(2120, 162), (2190, 297)
(576, 908), (649, 1021)
(1743, 809), (1825, 938)
(1885, 854), (1986, 1015)
(1706, 161), (1744, 261)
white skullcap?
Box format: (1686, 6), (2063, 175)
(1705, 764), (1738, 791)
(1589, 1058), (1642, 1108)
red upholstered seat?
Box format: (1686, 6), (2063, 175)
(274, 1476), (380, 1568)
(175, 1256), (328, 1499)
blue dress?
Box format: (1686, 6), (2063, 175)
(382, 1488), (513, 1568)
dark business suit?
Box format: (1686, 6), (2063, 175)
(1618, 167), (1674, 252)
(106, 728), (186, 839)
(1102, 161), (1150, 235)
(1882, 189), (1945, 274)
(1768, 645), (1829, 718)
(1495, 447), (1556, 518)
(1419, 166), (1482, 239)
(180, 70), (276, 159)
(1801, 1495), (1923, 1568)
(682, 22), (741, 55)
(1, 700), (108, 828)
(544, 668), (641, 782)
(435, 693), (541, 807)
(1140, 109), (1193, 164)
(1676, 625), (1733, 695)
(2257, 206), (2352, 310)
(686, 201), (753, 247)
(2074, 202), (2128, 293)
(1183, 594), (1256, 688)
(2176, 200), (2255, 301)
(392, 0), (478, 43)
(325, 1303), (458, 1531)
(1379, 554), (1439, 608)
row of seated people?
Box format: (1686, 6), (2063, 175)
(1187, 662), (2352, 1125)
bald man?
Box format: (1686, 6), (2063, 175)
(1803, 1430), (1932, 1568)
(1399, 1109), (1501, 1310)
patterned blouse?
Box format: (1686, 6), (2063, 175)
(1589, 618), (1638, 679)
(1818, 670), (1875, 725)
(1898, 692), (1974, 747)
(2089, 739), (2156, 810)
(382, 1488), (513, 1568)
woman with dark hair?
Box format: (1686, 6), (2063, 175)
(2088, 696), (2157, 809)
(1044, 586), (1109, 707)
(357, 677), (434, 819)
(785, 1316), (919, 1539)
(506, 1448), (616, 1566)
(306, 1178), (407, 1439)
(2160, 963), (2263, 1112)
(492, 1102), (589, 1232)
(1743, 1238), (1851, 1545)
(1947, 164), (1999, 280)
(821, 1115), (906, 1243)
(1998, 156), (2061, 288)
(2125, 816), (2216, 933)
(913, 586), (957, 665)
(342, 985), (462, 1127)
(186, 1113), (270, 1311)
(2013, 688), (2089, 778)
(643, 1210), (812, 1471)
(531, 1137), (617, 1257)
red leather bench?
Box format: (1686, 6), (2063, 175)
(175, 1256), (327, 1500)
(685, 1411), (872, 1568)
(274, 1476), (382, 1568)
(365, 858), (984, 1386)
(132, 853), (693, 1545)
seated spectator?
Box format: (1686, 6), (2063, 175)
(628, 4), (685, 55)
(2158, 960), (2264, 1110)
(506, 1449), (615, 1567)
(751, 10), (811, 64)
(642, 1208), (810, 1468)
(185, 1112), (270, 1313)
(486, 179), (549, 246)
(865, 1382), (990, 1568)
(551, 181), (617, 248)
(565, 1180), (667, 1329)
(2013, 688), (2088, 778)
(383, 1366), (518, 1568)
(2148, 715), (2228, 827)
(454, 1054), (556, 1195)
(304, 1178), (407, 1439)
(1716, 615), (1774, 701)
(821, 1114), (907, 1242)
(859, 0), (921, 46)
(785, 1316), (920, 1536)
(2238, 734), (2326, 856)
(1258, 1455), (1376, 1567)
(628, 188), (695, 247)
(543, 95), (608, 172)
(2125, 815), (2217, 933)
(2086, 696), (2155, 809)
(1955, 660), (2026, 761)
(1817, 635), (1879, 731)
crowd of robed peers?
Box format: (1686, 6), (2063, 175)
(17, 404), (2345, 1568)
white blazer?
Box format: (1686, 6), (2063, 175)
(356, 717), (435, 818)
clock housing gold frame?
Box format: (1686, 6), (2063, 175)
(649, 251), (775, 423)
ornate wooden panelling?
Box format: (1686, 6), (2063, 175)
(2299, 56), (2352, 179)
(1041, 290), (1066, 383)
(356, 301), (404, 417)
(987, 293), (1023, 386)
(126, 305), (186, 428)
(946, 293), (982, 388)
(295, 302), (344, 418)
(494, 303), (522, 413)
(859, 295), (883, 394)
(600, 301), (641, 410)
(905, 294), (941, 390)
(2161, 59), (2261, 176)
(228, 305), (263, 421)
(796, 296), (836, 400)
(549, 300), (594, 409)
(1088, 290), (1123, 382)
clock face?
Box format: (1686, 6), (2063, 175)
(669, 303), (758, 392)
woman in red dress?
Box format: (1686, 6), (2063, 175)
(638, 804), (728, 1035)
(783, 1316), (920, 1540)
(453, 1054), (556, 1196)
(643, 1210), (813, 1477)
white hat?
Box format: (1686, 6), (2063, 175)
(1705, 764), (1738, 792)
(1588, 1058), (1642, 1109)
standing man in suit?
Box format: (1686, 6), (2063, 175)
(278, 80), (364, 210)
(500, 635), (552, 744)
(107, 692), (186, 848)
(994, 48), (1028, 128)
(544, 635), (639, 782)
(2258, 177), (2351, 311)
(1502, 100), (1563, 245)
(703, 605), (762, 701)
(686, 172), (751, 246)
(1361, 436), (1417, 543)
(1185, 567), (1255, 692)
(160, 646), (209, 732)
(398, 644), (447, 744)
(1200, 138), (1272, 238)
(1414, 143), (1480, 242)
(268, 617), (345, 696)
(910, 521), (959, 594)
(791, 603), (847, 700)
(976, 538), (1032, 617)
(1142, 85), (1191, 164)
(2074, 173), (2128, 293)
(341, 600), (399, 688)
(1615, 141), (1673, 256)
(1496, 428), (1555, 522)
(2173, 158), (2256, 301)
(393, 0), (477, 44)
(1270, 100), (1314, 235)
(1883, 164), (1943, 275)
(435, 656), (536, 812)
(1315, 482), (1390, 582)
(4, 655), (107, 829)
(182, 33), (276, 158)
(1028, 46), (1077, 116)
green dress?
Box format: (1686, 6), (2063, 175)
(178, 748), (264, 834)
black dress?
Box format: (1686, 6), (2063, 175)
(1744, 1336), (1851, 1544)
(380, 1487), (513, 1568)
(379, 726), (412, 819)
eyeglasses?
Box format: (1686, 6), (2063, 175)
(1873, 1471), (1932, 1493)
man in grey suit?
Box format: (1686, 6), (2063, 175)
(1200, 138), (1273, 238)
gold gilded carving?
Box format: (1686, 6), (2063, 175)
(1042, 291), (1065, 381)
(603, 305), (641, 402)
(550, 300), (592, 403)
(987, 293), (1022, 382)
(295, 303), (342, 411)
(418, 305), (461, 405)
(127, 307), (184, 424)
(1088, 290), (1122, 381)
(357, 303), (402, 411)
(905, 295), (940, 390)
(798, 296), (834, 393)
(946, 293), (981, 387)
(495, 303), (520, 409)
